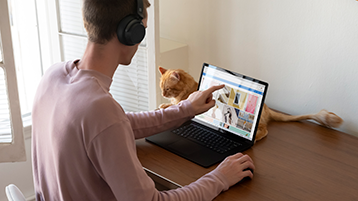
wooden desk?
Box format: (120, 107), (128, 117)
(136, 121), (358, 200)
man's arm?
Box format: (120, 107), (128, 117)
(88, 121), (229, 201)
(126, 85), (225, 139)
(126, 100), (194, 139)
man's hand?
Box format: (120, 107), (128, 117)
(187, 84), (225, 115)
(215, 153), (255, 187)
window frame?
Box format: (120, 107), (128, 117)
(0, 0), (26, 163)
(146, 0), (160, 110)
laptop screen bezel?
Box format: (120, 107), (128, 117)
(195, 63), (269, 144)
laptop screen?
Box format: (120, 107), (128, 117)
(195, 63), (268, 141)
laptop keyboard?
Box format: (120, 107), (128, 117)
(172, 124), (242, 154)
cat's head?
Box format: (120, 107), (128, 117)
(159, 67), (189, 99)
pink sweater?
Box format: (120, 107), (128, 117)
(32, 60), (229, 201)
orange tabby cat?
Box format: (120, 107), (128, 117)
(158, 67), (198, 109)
(158, 66), (343, 141)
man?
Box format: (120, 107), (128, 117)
(32, 0), (255, 200)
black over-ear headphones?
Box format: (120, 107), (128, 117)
(117, 0), (145, 46)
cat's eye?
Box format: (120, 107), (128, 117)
(166, 88), (169, 91)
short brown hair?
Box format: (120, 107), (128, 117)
(83, 0), (150, 44)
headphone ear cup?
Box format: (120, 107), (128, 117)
(117, 15), (146, 46)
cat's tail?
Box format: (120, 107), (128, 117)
(267, 108), (343, 128)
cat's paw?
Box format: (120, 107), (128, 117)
(255, 125), (268, 141)
(159, 103), (173, 109)
(316, 109), (343, 128)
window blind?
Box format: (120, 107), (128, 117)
(58, 0), (149, 112)
(111, 47), (149, 112)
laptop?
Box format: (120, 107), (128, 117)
(146, 63), (269, 167)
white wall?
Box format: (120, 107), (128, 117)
(160, 0), (358, 137)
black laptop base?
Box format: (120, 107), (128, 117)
(145, 125), (251, 168)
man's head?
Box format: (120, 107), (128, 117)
(83, 0), (150, 44)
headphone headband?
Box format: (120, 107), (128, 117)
(136, 0), (144, 19)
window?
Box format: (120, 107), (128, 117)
(111, 47), (150, 112)
(0, 0), (26, 162)
(9, 0), (43, 127)
(0, 0), (43, 145)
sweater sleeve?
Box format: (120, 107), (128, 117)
(88, 120), (229, 201)
(155, 171), (230, 201)
(126, 100), (195, 139)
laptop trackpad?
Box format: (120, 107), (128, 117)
(168, 140), (201, 156)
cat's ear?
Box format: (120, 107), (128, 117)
(158, 67), (167, 75)
(170, 72), (180, 81)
